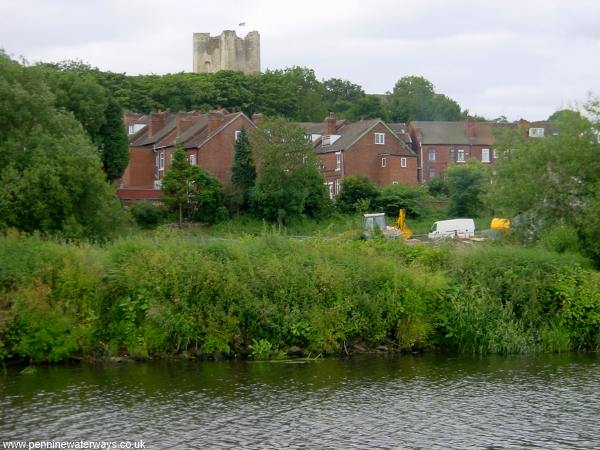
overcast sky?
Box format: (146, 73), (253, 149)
(1, 0), (599, 120)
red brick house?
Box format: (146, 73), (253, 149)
(299, 114), (418, 198)
(408, 119), (558, 183)
(118, 110), (256, 201)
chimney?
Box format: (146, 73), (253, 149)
(207, 110), (224, 131)
(324, 112), (336, 135)
(148, 111), (167, 136)
(176, 112), (200, 137)
(252, 112), (263, 125)
(464, 118), (476, 138)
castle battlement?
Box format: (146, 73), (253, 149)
(193, 30), (260, 74)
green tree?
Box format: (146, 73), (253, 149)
(445, 160), (490, 217)
(250, 118), (330, 224)
(0, 52), (128, 240)
(490, 102), (600, 261)
(387, 76), (462, 122)
(335, 176), (380, 213)
(34, 62), (130, 180)
(374, 184), (432, 218)
(162, 145), (227, 225)
(231, 127), (256, 211)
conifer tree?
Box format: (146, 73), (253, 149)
(231, 127), (256, 211)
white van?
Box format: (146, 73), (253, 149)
(428, 219), (475, 239)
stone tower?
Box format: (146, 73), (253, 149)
(193, 30), (260, 74)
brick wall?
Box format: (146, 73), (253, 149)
(344, 123), (417, 186)
(422, 144), (495, 181)
(121, 146), (156, 188)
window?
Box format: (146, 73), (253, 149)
(189, 154), (196, 166)
(375, 132), (385, 145)
(529, 127), (545, 138)
(158, 152), (165, 171)
(450, 148), (456, 161)
(322, 135), (332, 146)
(153, 180), (163, 189)
(128, 124), (135, 135)
(334, 179), (341, 196)
(457, 149), (465, 162)
(326, 182), (334, 199)
(401, 157), (407, 168)
(335, 152), (341, 171)
(381, 157), (387, 168)
(482, 148), (490, 163)
(305, 134), (312, 142)
(234, 130), (242, 142)
(428, 168), (436, 179)
(392, 181), (399, 185)
(428, 149), (436, 161)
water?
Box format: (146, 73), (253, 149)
(1, 354), (599, 449)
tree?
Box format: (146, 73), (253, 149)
(335, 176), (380, 213)
(0, 52), (128, 240)
(231, 127), (256, 211)
(445, 160), (490, 217)
(162, 145), (227, 225)
(374, 184), (432, 218)
(387, 76), (462, 122)
(250, 118), (330, 225)
(33, 62), (130, 180)
(99, 97), (130, 180)
(490, 102), (600, 260)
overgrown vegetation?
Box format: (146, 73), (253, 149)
(1, 233), (598, 363)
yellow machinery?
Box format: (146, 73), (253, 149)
(396, 209), (413, 239)
(490, 217), (510, 232)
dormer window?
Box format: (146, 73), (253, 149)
(375, 133), (385, 145)
(322, 135), (332, 146)
(529, 128), (545, 138)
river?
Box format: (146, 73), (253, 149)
(1, 353), (599, 449)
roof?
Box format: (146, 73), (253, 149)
(387, 123), (412, 144)
(411, 121), (472, 145)
(128, 111), (252, 149)
(315, 119), (415, 156)
(297, 120), (347, 135)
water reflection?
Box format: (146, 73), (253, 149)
(1, 354), (599, 449)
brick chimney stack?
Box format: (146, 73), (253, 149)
(176, 112), (200, 137)
(464, 118), (476, 139)
(148, 111), (167, 136)
(324, 112), (336, 135)
(207, 110), (224, 132)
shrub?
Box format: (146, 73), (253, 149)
(335, 176), (379, 212)
(129, 201), (163, 229)
(373, 183), (432, 218)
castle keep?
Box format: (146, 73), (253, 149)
(193, 30), (260, 74)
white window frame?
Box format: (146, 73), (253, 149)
(428, 149), (436, 161)
(529, 127), (545, 138)
(335, 152), (341, 171)
(457, 149), (465, 162)
(392, 181), (399, 185)
(428, 168), (436, 179)
(375, 132), (385, 145)
(482, 148), (490, 163)
(234, 130), (242, 142)
(381, 157), (387, 168)
(322, 135), (332, 147)
(326, 182), (334, 199)
(159, 152), (165, 171)
(189, 154), (196, 166)
(334, 179), (341, 196)
(401, 157), (407, 168)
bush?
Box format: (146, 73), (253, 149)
(335, 176), (379, 212)
(373, 183), (433, 219)
(426, 177), (449, 197)
(539, 224), (580, 254)
(129, 201), (163, 229)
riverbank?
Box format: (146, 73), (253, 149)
(1, 232), (599, 363)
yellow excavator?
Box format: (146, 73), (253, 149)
(396, 209), (413, 239)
